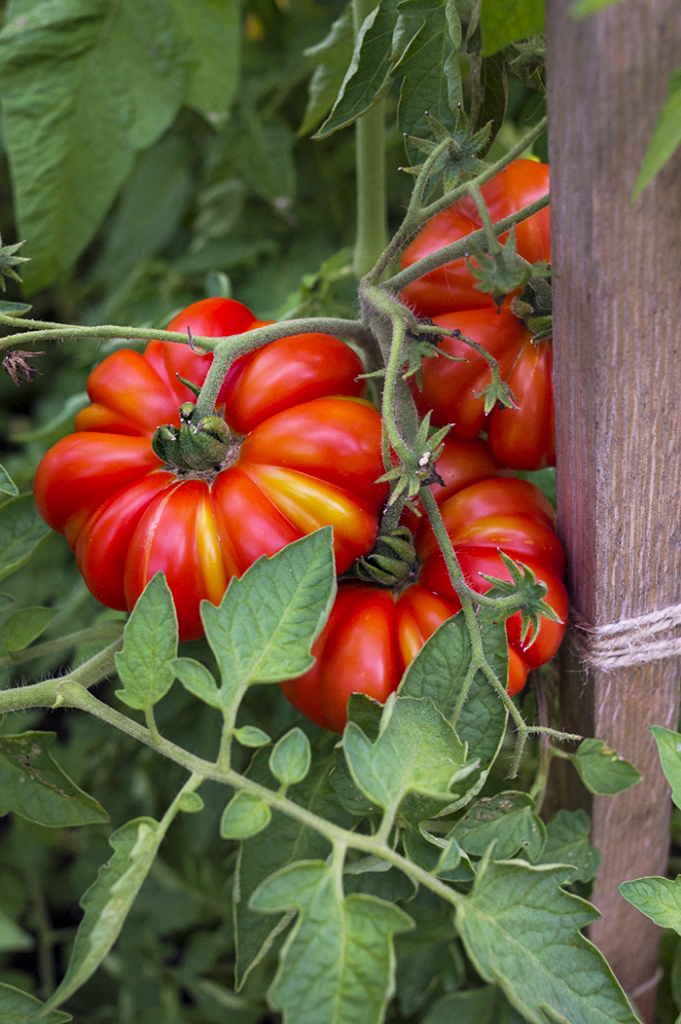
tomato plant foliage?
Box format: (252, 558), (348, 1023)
(0, 0), (667, 1022)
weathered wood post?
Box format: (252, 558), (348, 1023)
(545, 1), (681, 1019)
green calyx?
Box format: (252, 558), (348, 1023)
(152, 403), (234, 472)
(354, 526), (418, 588)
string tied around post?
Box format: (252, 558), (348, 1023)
(570, 601), (681, 671)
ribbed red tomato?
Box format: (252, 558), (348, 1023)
(34, 298), (388, 641)
(420, 305), (555, 470)
(281, 462), (568, 731)
(399, 159), (550, 316)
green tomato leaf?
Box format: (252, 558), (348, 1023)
(0, 300), (31, 317)
(480, 0), (544, 56)
(220, 792), (272, 840)
(396, 0), (463, 152)
(400, 615), (508, 805)
(115, 572), (178, 712)
(2, 605), (57, 653)
(0, 984), (71, 1023)
(343, 695), (476, 813)
(43, 817), (164, 1013)
(0, 909), (32, 953)
(171, 656), (222, 710)
(449, 791), (546, 862)
(0, 494), (51, 583)
(269, 728), (312, 789)
(315, 0), (400, 138)
(235, 742), (355, 988)
(619, 875), (681, 933)
(250, 860), (413, 1024)
(300, 5), (355, 137)
(0, 464), (18, 498)
(0, 732), (108, 827)
(567, 738), (641, 795)
(0, 0), (189, 292)
(457, 856), (640, 1024)
(422, 985), (528, 1024)
(166, 0), (240, 123)
(536, 809), (601, 883)
(202, 528), (336, 708)
(633, 66), (681, 198)
(234, 725), (271, 748)
(651, 725), (681, 808)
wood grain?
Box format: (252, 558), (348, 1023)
(545, 0), (681, 1018)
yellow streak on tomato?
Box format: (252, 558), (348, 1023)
(195, 494), (229, 605)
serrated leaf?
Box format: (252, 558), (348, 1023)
(220, 792), (272, 840)
(0, 0), (189, 292)
(166, 0), (240, 122)
(633, 65), (681, 198)
(2, 605), (57, 652)
(269, 728), (311, 788)
(343, 695), (475, 813)
(568, 738), (641, 795)
(0, 464), (18, 498)
(43, 817), (163, 1013)
(316, 0), (401, 138)
(0, 909), (32, 953)
(536, 809), (600, 883)
(0, 983), (71, 1023)
(619, 875), (681, 933)
(250, 860), (413, 1024)
(115, 572), (178, 711)
(457, 858), (640, 1024)
(0, 494), (51, 582)
(172, 656), (222, 710)
(651, 725), (681, 808)
(480, 0), (544, 55)
(235, 743), (355, 988)
(449, 791), (546, 862)
(0, 732), (108, 827)
(399, 615), (508, 804)
(300, 5), (355, 137)
(202, 528), (336, 710)
(396, 0), (462, 156)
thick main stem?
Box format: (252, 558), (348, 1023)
(352, 0), (388, 278)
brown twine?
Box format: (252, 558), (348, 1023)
(570, 601), (681, 670)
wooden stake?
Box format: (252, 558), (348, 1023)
(545, 0), (681, 1019)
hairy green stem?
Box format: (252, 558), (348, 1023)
(384, 194), (549, 293)
(370, 117), (547, 283)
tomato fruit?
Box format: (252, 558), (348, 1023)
(34, 298), (388, 641)
(281, 470), (568, 731)
(399, 159), (550, 317)
(420, 305), (555, 470)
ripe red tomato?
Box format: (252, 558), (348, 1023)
(281, 470), (568, 731)
(399, 159), (550, 316)
(419, 305), (555, 470)
(34, 298), (387, 641)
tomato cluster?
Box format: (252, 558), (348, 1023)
(400, 159), (554, 471)
(34, 299), (387, 641)
(35, 246), (566, 731)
